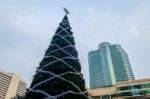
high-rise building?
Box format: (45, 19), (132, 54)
(0, 70), (26, 99)
(88, 42), (134, 89)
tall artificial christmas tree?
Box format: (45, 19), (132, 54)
(25, 10), (91, 99)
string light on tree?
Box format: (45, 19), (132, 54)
(25, 8), (91, 99)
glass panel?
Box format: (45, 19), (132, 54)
(142, 89), (150, 95)
(102, 95), (110, 99)
(117, 86), (129, 91)
(119, 92), (132, 96)
(131, 90), (140, 96)
(141, 83), (150, 88)
(132, 85), (141, 89)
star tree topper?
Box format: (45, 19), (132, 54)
(63, 7), (70, 15)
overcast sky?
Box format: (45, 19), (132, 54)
(0, 0), (150, 87)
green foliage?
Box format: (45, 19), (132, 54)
(11, 95), (24, 99)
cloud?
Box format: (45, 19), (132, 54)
(115, 3), (150, 40)
(0, 13), (51, 86)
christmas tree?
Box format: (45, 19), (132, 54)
(25, 10), (91, 99)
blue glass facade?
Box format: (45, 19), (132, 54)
(110, 44), (134, 82)
(88, 42), (135, 89)
(89, 50), (105, 88)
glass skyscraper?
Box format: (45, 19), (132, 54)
(88, 42), (135, 89)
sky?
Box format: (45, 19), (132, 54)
(0, 0), (150, 87)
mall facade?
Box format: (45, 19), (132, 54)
(88, 78), (150, 99)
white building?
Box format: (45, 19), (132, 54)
(0, 70), (26, 99)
